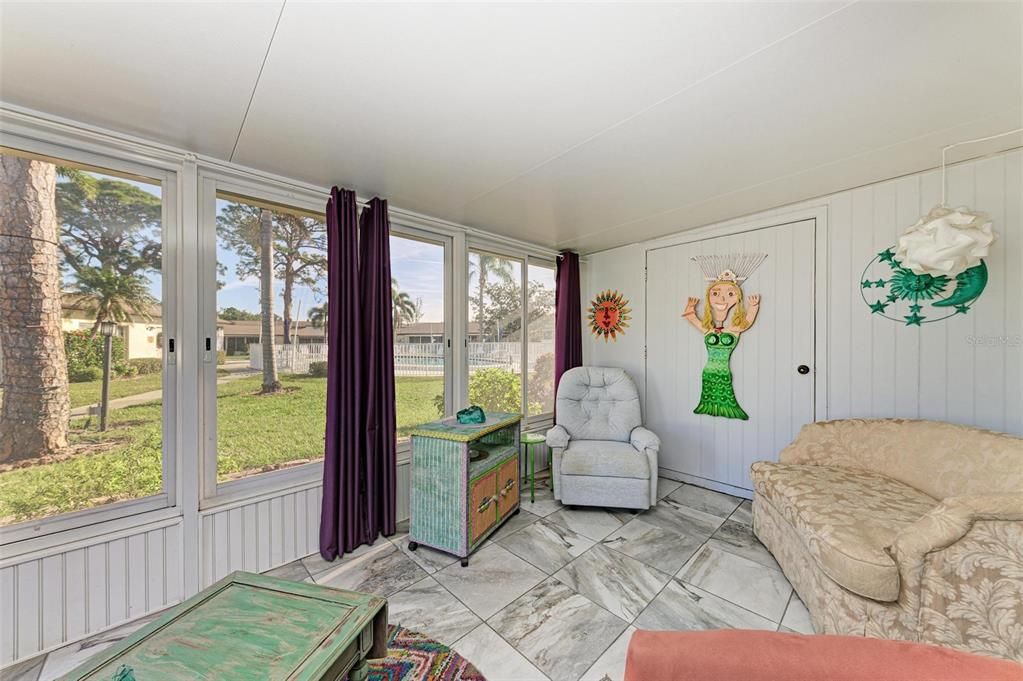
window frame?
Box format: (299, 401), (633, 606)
(0, 135), (179, 546)
(524, 255), (557, 429)
(390, 226), (453, 463)
(198, 173), (331, 508)
(464, 240), (556, 431)
(198, 174), (456, 502)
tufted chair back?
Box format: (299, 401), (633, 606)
(556, 367), (642, 443)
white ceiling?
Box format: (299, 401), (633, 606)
(2, 1), (1020, 253)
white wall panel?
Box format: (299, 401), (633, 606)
(0, 520), (183, 667)
(585, 149), (1023, 448)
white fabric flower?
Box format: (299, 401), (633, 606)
(895, 205), (995, 277)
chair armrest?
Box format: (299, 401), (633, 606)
(630, 426), (660, 453)
(546, 425), (570, 449)
(889, 494), (1023, 565)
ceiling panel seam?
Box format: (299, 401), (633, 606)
(229, 0), (288, 162)
(556, 116), (1023, 250)
(459, 0), (859, 210)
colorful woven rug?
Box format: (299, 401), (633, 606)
(357, 626), (487, 681)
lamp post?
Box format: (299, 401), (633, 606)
(98, 319), (116, 432)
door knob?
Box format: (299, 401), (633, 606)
(797, 365), (810, 375)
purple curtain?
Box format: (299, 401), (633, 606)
(319, 189), (396, 560)
(554, 251), (582, 400)
(358, 198), (397, 539)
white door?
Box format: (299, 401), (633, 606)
(645, 218), (816, 495)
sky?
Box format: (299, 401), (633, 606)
(215, 202), (447, 323)
(57, 165), (552, 326)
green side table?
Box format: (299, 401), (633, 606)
(521, 431), (548, 502)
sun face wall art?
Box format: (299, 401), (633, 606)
(588, 289), (631, 342)
(682, 254), (766, 421)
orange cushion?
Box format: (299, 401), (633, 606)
(624, 630), (1022, 681)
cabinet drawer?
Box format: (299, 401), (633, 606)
(469, 472), (497, 543)
(496, 456), (519, 518)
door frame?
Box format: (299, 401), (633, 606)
(642, 206), (830, 492)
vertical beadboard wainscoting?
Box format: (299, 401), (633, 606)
(0, 519), (184, 666)
(0, 463), (415, 668)
(200, 463), (413, 585)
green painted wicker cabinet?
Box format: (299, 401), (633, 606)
(407, 412), (522, 566)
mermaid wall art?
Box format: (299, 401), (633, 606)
(682, 254), (767, 421)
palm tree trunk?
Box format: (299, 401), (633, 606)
(0, 155), (71, 462)
(259, 209), (281, 393)
(282, 272), (293, 345)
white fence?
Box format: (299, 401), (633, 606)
(249, 341), (554, 376)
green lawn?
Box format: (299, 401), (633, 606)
(0, 375), (444, 524)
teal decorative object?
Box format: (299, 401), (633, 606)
(860, 247), (989, 325)
(456, 405), (486, 424)
(112, 665), (135, 681)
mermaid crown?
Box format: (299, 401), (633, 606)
(691, 253), (768, 282)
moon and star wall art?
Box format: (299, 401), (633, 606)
(860, 206), (995, 325)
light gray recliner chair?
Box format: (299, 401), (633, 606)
(546, 367), (660, 510)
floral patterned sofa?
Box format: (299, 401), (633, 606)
(751, 419), (1023, 661)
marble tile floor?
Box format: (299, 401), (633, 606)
(4, 479), (813, 681)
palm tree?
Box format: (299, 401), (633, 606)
(391, 278), (418, 332)
(469, 254), (514, 338)
(0, 155), (70, 462)
(308, 303), (328, 347)
(66, 267), (158, 332)
(259, 209), (281, 393)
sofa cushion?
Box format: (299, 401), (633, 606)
(751, 462), (936, 601)
(561, 440), (650, 479)
(624, 630), (1023, 681)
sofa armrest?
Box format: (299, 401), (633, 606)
(630, 426), (660, 453)
(546, 425), (570, 450)
(888, 494), (1023, 655)
(889, 494), (1023, 565)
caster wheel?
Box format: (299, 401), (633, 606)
(513, 507), (521, 516)
(407, 541), (419, 552)
(460, 557), (469, 567)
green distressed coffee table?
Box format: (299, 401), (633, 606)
(62, 571), (388, 681)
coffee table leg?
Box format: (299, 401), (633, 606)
(350, 657), (369, 681)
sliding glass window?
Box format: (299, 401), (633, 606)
(0, 147), (175, 537)
(391, 233), (448, 441)
(210, 191), (328, 487)
(526, 261), (556, 417)
(466, 250), (524, 414)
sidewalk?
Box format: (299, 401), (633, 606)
(70, 370), (257, 417)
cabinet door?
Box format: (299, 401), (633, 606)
(469, 472), (497, 544)
(496, 456), (519, 518)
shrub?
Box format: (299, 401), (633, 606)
(308, 361), (328, 377)
(129, 358), (162, 375)
(468, 367), (522, 414)
(69, 366), (103, 383)
(217, 350), (227, 366)
(64, 329), (127, 377)
(529, 352), (555, 413)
